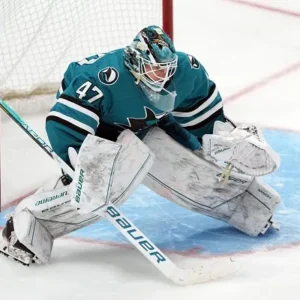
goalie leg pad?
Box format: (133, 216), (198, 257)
(11, 176), (101, 262)
(142, 127), (280, 236)
(227, 177), (281, 236)
(71, 130), (155, 215)
(13, 208), (54, 263)
(10, 130), (155, 262)
(16, 177), (101, 238)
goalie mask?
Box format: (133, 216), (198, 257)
(124, 25), (178, 112)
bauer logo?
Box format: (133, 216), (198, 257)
(98, 67), (119, 85)
(75, 169), (85, 203)
(106, 206), (167, 264)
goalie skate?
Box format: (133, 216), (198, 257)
(0, 238), (33, 266)
(0, 216), (40, 266)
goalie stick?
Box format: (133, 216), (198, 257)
(0, 99), (239, 285)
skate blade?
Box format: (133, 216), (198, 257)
(0, 239), (32, 266)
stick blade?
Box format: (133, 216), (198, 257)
(170, 257), (240, 286)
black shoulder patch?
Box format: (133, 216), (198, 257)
(98, 67), (119, 85)
(186, 54), (200, 69)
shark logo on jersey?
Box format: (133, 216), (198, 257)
(187, 54), (200, 69)
(116, 107), (167, 132)
(98, 67), (119, 85)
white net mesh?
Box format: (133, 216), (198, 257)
(0, 0), (164, 102)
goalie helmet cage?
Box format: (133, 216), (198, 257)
(0, 0), (173, 211)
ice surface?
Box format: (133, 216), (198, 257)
(1, 0), (300, 299)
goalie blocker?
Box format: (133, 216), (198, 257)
(1, 127), (280, 264)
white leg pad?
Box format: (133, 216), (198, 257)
(143, 127), (281, 236)
(13, 176), (101, 262)
(228, 177), (280, 236)
(15, 181), (101, 238)
(70, 130), (154, 215)
(13, 209), (54, 263)
(12, 129), (155, 262)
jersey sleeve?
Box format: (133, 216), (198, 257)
(56, 61), (77, 99)
(46, 73), (103, 166)
(158, 113), (201, 151)
(172, 55), (226, 144)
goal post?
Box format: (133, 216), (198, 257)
(163, 0), (174, 41)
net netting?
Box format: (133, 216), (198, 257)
(0, 0), (164, 106)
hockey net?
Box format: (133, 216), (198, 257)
(0, 0), (173, 210)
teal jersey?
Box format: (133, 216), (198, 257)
(46, 49), (225, 165)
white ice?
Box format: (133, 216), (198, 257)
(1, 0), (300, 299)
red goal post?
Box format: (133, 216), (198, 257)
(163, 0), (174, 41)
